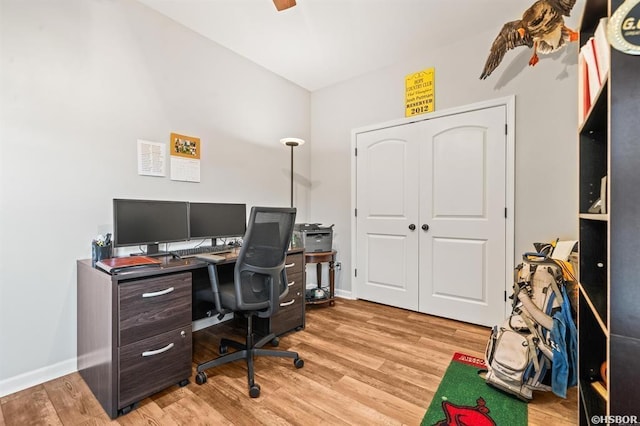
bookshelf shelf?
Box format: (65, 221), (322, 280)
(579, 283), (607, 335)
(578, 213), (609, 221)
(591, 381), (608, 401)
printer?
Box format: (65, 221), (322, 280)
(293, 223), (333, 252)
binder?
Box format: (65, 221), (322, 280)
(95, 256), (162, 273)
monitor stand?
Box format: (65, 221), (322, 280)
(137, 243), (169, 258)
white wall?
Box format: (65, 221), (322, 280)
(310, 27), (580, 295)
(0, 0), (310, 394)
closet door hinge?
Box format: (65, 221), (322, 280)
(355, 208), (357, 217)
(505, 124), (508, 135)
(505, 207), (507, 218)
(355, 147), (358, 156)
(504, 290), (507, 302)
(354, 268), (357, 277)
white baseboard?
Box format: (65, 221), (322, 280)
(0, 357), (77, 398)
(335, 289), (354, 299)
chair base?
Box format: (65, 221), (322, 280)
(195, 319), (304, 397)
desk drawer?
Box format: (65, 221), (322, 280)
(271, 283), (304, 336)
(285, 270), (303, 293)
(284, 252), (303, 296)
(276, 252), (305, 335)
(285, 253), (303, 275)
(119, 273), (192, 346)
(118, 325), (191, 408)
(247, 253), (305, 337)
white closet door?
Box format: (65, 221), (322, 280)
(418, 105), (507, 327)
(355, 125), (420, 310)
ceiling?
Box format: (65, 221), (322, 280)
(137, 0), (585, 91)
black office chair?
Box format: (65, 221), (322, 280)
(194, 206), (304, 397)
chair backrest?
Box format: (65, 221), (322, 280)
(233, 206), (296, 316)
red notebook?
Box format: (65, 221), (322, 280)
(96, 256), (162, 273)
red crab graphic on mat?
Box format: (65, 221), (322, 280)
(433, 397), (496, 426)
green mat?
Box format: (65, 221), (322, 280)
(421, 352), (527, 426)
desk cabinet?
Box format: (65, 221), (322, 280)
(254, 250), (305, 336)
(77, 260), (192, 418)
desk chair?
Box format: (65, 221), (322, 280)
(195, 206), (304, 397)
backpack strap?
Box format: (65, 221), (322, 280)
(517, 308), (554, 360)
(546, 265), (565, 303)
(516, 289), (554, 330)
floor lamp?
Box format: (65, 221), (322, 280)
(280, 137), (305, 207)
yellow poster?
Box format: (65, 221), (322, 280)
(170, 133), (201, 159)
(170, 132), (201, 183)
(405, 68), (435, 117)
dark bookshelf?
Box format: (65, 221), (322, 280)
(578, 0), (640, 422)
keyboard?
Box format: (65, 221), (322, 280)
(173, 245), (234, 258)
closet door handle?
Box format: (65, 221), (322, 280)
(408, 224), (416, 231)
(422, 224), (429, 231)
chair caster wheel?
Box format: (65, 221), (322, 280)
(271, 337), (279, 347)
(294, 358), (304, 368)
(249, 384), (261, 398)
(219, 345), (228, 354)
(195, 372), (207, 385)
(178, 379), (189, 387)
(118, 402), (137, 416)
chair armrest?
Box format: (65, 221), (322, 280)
(233, 263), (289, 318)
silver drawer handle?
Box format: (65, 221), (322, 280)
(142, 287), (174, 298)
(288, 281), (295, 287)
(142, 343), (174, 357)
(285, 263), (295, 268)
(280, 299), (295, 307)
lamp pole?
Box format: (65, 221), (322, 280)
(280, 138), (305, 208)
(288, 143), (295, 207)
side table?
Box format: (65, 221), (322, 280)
(304, 250), (336, 306)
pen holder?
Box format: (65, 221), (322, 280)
(92, 242), (113, 266)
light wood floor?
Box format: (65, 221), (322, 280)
(0, 298), (577, 425)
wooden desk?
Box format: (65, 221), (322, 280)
(77, 248), (305, 418)
(305, 250), (336, 306)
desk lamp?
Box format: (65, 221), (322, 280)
(280, 137), (305, 207)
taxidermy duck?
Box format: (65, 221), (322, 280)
(480, 0), (578, 79)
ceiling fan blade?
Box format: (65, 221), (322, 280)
(273, 0), (296, 11)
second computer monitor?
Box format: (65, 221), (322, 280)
(189, 203), (247, 242)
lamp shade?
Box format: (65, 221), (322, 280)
(280, 137), (305, 147)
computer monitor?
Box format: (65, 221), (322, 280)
(113, 199), (189, 255)
(189, 202), (247, 245)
